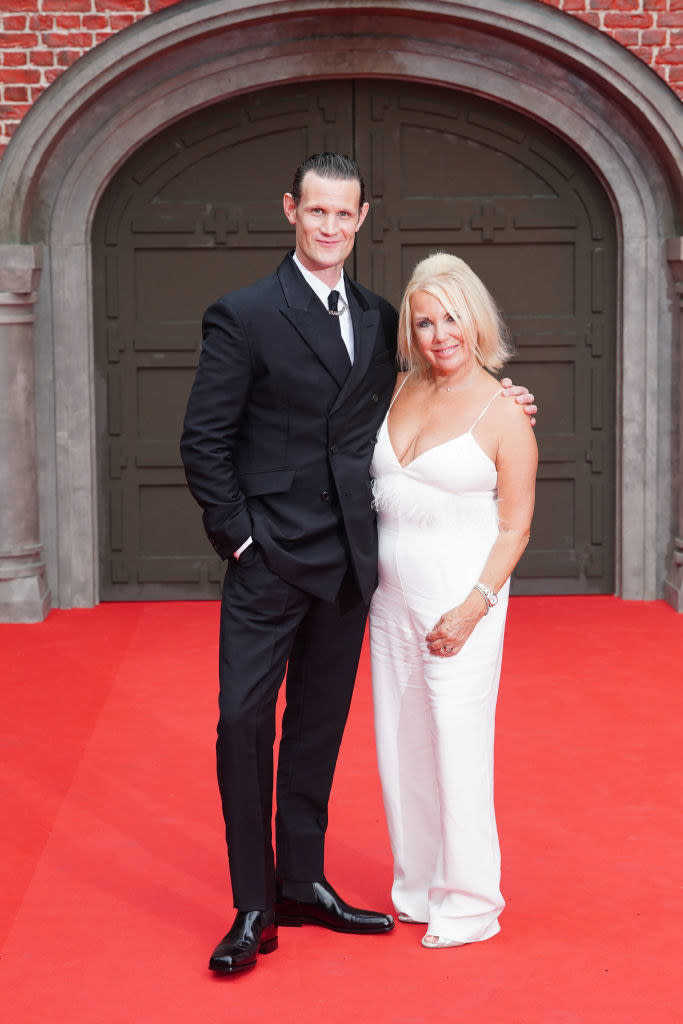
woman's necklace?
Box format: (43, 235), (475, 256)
(430, 377), (474, 394)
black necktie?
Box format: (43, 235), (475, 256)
(327, 290), (351, 363)
(327, 290), (342, 328)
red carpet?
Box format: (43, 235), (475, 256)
(1, 597), (681, 1023)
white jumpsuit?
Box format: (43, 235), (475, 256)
(369, 387), (508, 944)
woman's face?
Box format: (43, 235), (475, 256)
(410, 289), (473, 376)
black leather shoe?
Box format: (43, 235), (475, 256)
(275, 879), (394, 934)
(209, 910), (278, 974)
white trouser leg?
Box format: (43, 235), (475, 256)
(370, 580), (439, 923)
(423, 634), (505, 943)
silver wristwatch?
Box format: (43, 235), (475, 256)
(473, 582), (498, 612)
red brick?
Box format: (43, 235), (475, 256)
(613, 0), (640, 9)
(0, 32), (38, 48)
(94, 31), (115, 44)
(83, 15), (109, 30)
(612, 28), (640, 45)
(574, 11), (601, 27)
(28, 14), (54, 32)
(643, 0), (667, 10)
(641, 29), (668, 45)
(1, 0), (39, 11)
(95, 0), (146, 11)
(150, 0), (184, 9)
(110, 14), (137, 30)
(3, 51), (28, 66)
(562, 0), (588, 10)
(671, 0), (683, 11)
(56, 50), (86, 68)
(4, 85), (29, 101)
(654, 45), (683, 63)
(44, 31), (93, 48)
(0, 67), (40, 84)
(54, 15), (82, 30)
(624, 45), (654, 63)
(3, 14), (27, 30)
(589, 0), (612, 9)
(668, 65), (683, 80)
(659, 13), (683, 27)
(604, 12), (653, 28)
(672, 30), (683, 45)
(0, 102), (31, 119)
(43, 0), (90, 10)
(30, 49), (55, 66)
(44, 67), (62, 84)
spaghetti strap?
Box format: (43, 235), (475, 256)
(469, 389), (503, 431)
(388, 372), (412, 412)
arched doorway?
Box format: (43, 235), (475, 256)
(93, 79), (617, 600)
(1, 0), (677, 616)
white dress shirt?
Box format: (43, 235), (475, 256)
(293, 252), (354, 364)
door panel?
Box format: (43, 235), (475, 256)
(93, 79), (616, 599)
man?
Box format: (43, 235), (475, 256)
(181, 153), (535, 974)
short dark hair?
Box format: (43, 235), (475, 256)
(291, 152), (365, 208)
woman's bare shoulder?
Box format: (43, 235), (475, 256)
(484, 386), (535, 453)
(491, 382), (532, 420)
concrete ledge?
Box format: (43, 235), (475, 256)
(0, 562), (51, 622)
(0, 245), (42, 294)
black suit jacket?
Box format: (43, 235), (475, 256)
(181, 253), (398, 602)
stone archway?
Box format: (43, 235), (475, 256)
(0, 0), (680, 618)
(92, 79), (618, 600)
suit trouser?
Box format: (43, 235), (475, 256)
(216, 544), (370, 910)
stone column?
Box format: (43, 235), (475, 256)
(0, 245), (51, 622)
(664, 237), (683, 612)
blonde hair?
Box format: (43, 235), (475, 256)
(397, 252), (512, 374)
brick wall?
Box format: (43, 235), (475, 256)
(0, 0), (681, 160)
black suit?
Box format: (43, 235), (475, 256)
(181, 253), (397, 908)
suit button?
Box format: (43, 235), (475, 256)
(321, 490), (330, 501)
(371, 392), (379, 403)
(330, 444), (338, 454)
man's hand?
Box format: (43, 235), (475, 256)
(500, 377), (537, 426)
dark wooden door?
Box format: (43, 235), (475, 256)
(93, 80), (616, 599)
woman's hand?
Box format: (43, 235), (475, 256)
(425, 595), (487, 658)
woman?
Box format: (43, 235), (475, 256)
(369, 252), (538, 948)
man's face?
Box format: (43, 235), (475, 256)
(283, 171), (370, 280)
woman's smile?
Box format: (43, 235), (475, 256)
(432, 342), (461, 357)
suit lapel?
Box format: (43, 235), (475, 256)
(277, 255), (351, 389)
(334, 274), (380, 406)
